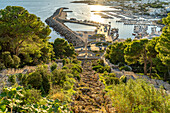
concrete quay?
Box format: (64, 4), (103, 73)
(61, 19), (99, 27)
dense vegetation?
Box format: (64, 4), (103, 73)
(105, 13), (170, 81)
(0, 6), (79, 112)
(0, 6), (75, 70)
(52, 38), (76, 59)
(1, 59), (82, 112)
(106, 79), (170, 113)
(0, 6), (53, 68)
(95, 65), (170, 113)
(92, 59), (111, 73)
(0, 86), (71, 112)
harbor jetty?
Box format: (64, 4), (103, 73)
(45, 8), (85, 46)
(46, 8), (116, 47)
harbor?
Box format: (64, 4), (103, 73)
(46, 6), (163, 57)
(46, 8), (118, 46)
(46, 7), (120, 57)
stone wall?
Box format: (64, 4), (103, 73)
(0, 66), (37, 93)
(0, 61), (64, 93)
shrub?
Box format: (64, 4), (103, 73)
(50, 62), (57, 71)
(2, 51), (14, 68)
(17, 73), (23, 81)
(102, 71), (108, 76)
(104, 65), (111, 73)
(72, 59), (81, 64)
(71, 64), (82, 73)
(74, 74), (81, 81)
(23, 89), (42, 104)
(93, 64), (111, 73)
(0, 86), (71, 112)
(119, 66), (131, 71)
(8, 74), (16, 85)
(52, 69), (67, 86)
(118, 62), (125, 67)
(51, 91), (65, 102)
(93, 65), (103, 71)
(97, 67), (105, 73)
(107, 79), (170, 113)
(27, 65), (51, 94)
(105, 77), (119, 85)
(62, 66), (69, 69)
(62, 58), (66, 66)
(66, 73), (74, 78)
(97, 59), (104, 66)
(63, 81), (72, 90)
(63, 64), (82, 74)
(12, 55), (21, 68)
(62, 58), (70, 66)
(0, 63), (5, 70)
(92, 60), (98, 66)
(66, 78), (76, 85)
(19, 74), (28, 86)
(27, 71), (43, 89)
(108, 73), (116, 77)
(96, 42), (102, 46)
(120, 75), (127, 83)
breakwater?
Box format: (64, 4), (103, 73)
(45, 8), (85, 46)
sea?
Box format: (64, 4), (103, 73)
(0, 0), (162, 42)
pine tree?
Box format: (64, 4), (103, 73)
(124, 39), (149, 75)
(155, 13), (170, 80)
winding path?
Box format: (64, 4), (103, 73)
(71, 61), (115, 113)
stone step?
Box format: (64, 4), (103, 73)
(71, 62), (116, 113)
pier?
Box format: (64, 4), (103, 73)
(116, 18), (164, 27)
(46, 8), (86, 46)
(46, 8), (115, 47)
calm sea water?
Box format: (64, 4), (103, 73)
(0, 0), (159, 42)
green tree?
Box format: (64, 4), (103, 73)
(146, 37), (159, 76)
(105, 38), (131, 64)
(12, 55), (21, 68)
(39, 42), (55, 63)
(153, 57), (169, 80)
(155, 13), (170, 80)
(105, 42), (125, 64)
(53, 38), (76, 59)
(0, 6), (52, 68)
(124, 39), (149, 75)
(2, 51), (14, 68)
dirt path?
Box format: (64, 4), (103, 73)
(71, 61), (115, 113)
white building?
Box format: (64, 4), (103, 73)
(148, 8), (166, 15)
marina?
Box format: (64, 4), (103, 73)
(46, 8), (117, 47)
(0, 0), (166, 41)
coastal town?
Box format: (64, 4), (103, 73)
(46, 0), (170, 58)
(0, 0), (170, 112)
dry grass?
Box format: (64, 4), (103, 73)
(51, 92), (65, 102)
